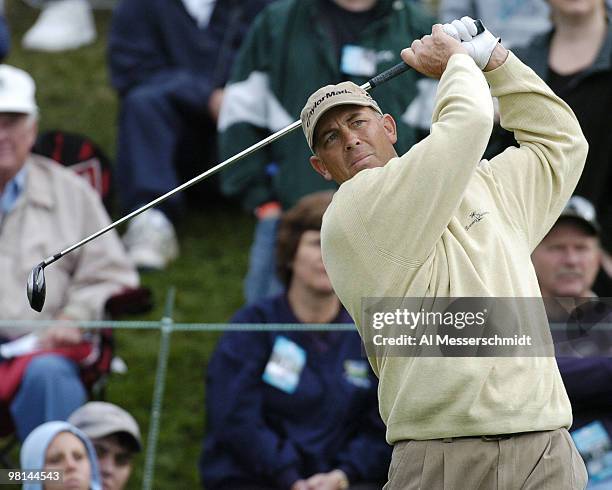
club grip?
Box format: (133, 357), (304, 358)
(474, 19), (485, 35)
(366, 18), (486, 89)
(368, 62), (410, 89)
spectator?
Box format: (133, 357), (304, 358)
(438, 0), (551, 48)
(487, 0), (612, 255)
(532, 196), (603, 305)
(0, 64), (139, 442)
(69, 402), (141, 490)
(200, 191), (390, 490)
(301, 17), (589, 488)
(20, 420), (102, 490)
(218, 0), (435, 304)
(109, 0), (274, 270)
(532, 196), (612, 488)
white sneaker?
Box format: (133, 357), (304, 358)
(22, 0), (96, 52)
(123, 209), (179, 271)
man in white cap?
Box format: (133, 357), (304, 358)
(69, 402), (142, 490)
(300, 17), (589, 489)
(0, 65), (138, 442)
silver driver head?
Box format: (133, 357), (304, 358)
(27, 262), (46, 312)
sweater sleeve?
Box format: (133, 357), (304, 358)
(205, 327), (303, 487)
(330, 54), (494, 267)
(482, 51), (588, 251)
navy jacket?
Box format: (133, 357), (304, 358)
(200, 295), (390, 489)
(553, 301), (612, 436)
(558, 357), (612, 435)
(0, 15), (9, 62)
(108, 0), (273, 102)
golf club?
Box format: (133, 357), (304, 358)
(26, 19), (485, 312)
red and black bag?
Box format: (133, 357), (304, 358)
(33, 130), (114, 212)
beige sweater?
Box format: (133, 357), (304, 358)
(321, 53), (588, 442)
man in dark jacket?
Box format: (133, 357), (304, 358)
(218, 0), (435, 304)
(533, 196), (612, 488)
(108, 0), (273, 270)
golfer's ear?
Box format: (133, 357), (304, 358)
(382, 114), (397, 145)
(310, 155), (332, 181)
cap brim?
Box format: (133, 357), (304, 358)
(0, 99), (37, 114)
(80, 425), (142, 451)
(558, 215), (600, 236)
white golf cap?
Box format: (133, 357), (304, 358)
(0, 65), (38, 115)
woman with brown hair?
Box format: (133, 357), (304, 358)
(200, 191), (390, 490)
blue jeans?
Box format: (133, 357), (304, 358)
(116, 78), (217, 221)
(244, 217), (284, 304)
(10, 354), (87, 441)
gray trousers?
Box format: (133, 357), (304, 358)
(384, 428), (587, 490)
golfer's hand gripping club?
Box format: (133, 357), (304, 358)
(368, 18), (485, 88)
(442, 17), (497, 69)
(26, 19), (485, 312)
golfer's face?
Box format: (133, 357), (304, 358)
(310, 105), (397, 184)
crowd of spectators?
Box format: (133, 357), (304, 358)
(0, 0), (610, 488)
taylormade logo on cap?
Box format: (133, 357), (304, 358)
(300, 81), (382, 152)
(303, 88), (353, 129)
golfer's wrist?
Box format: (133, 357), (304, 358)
(483, 44), (508, 72)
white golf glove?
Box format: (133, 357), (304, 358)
(442, 16), (499, 70)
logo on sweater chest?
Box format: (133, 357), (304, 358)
(465, 210), (489, 231)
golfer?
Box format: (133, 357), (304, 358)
(300, 17), (589, 489)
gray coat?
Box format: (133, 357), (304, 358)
(0, 155), (138, 338)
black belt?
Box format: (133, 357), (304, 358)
(441, 432), (533, 443)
